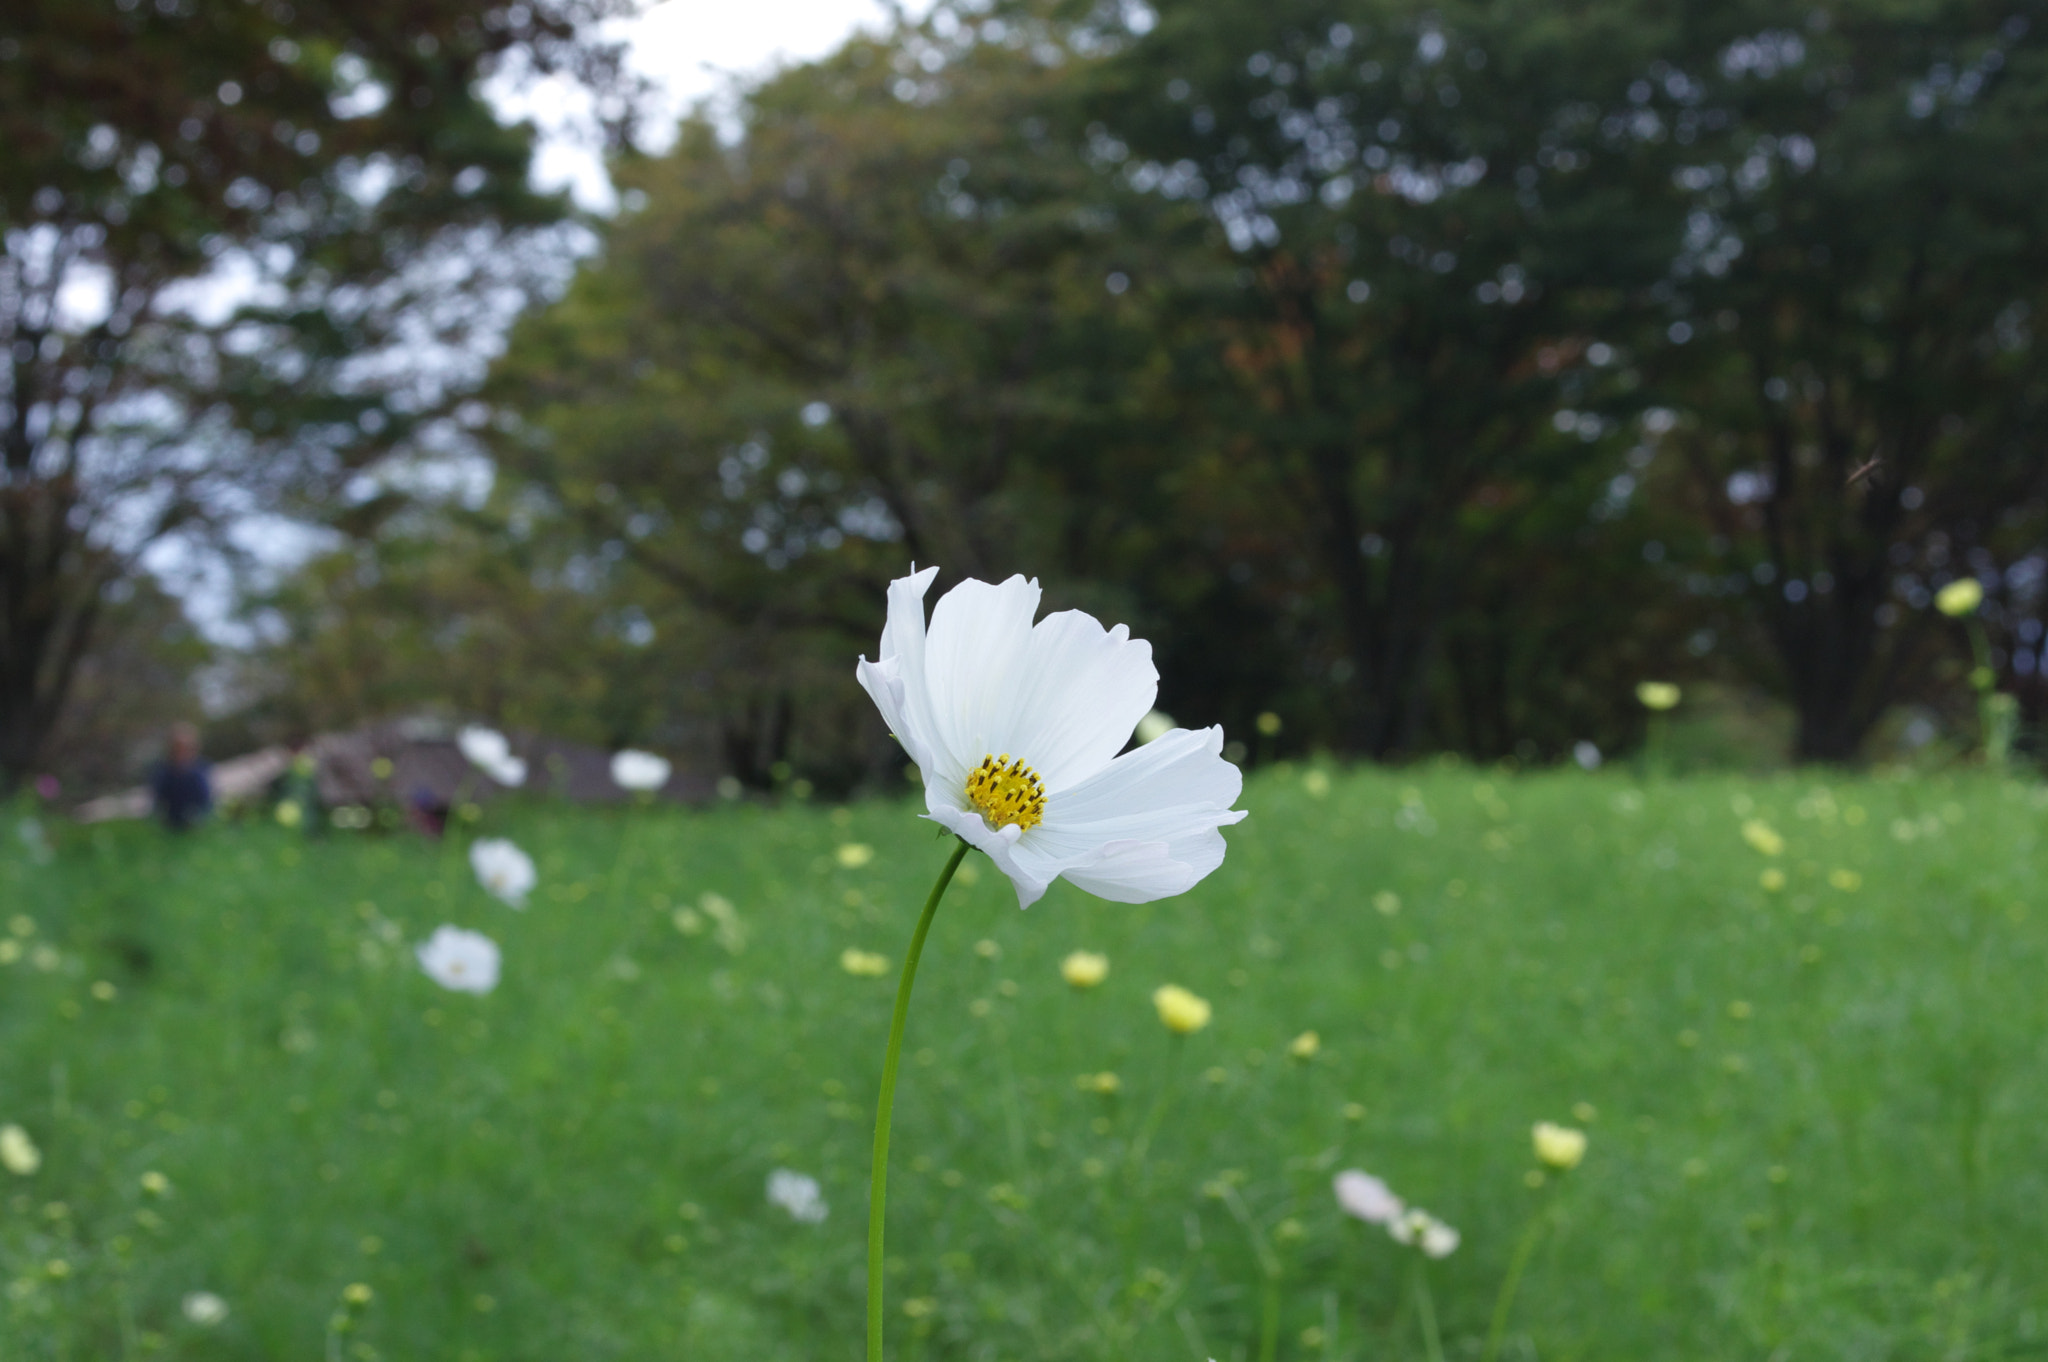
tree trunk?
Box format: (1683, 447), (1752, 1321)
(0, 483), (105, 792)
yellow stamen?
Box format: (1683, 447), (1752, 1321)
(964, 754), (1045, 832)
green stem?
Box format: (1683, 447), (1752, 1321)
(868, 838), (971, 1362)
(1259, 1273), (1282, 1362)
(1414, 1258), (1446, 1362)
(1219, 1184), (1284, 1362)
(1966, 621), (2008, 764)
(1127, 1033), (1184, 1178)
(1480, 1205), (1550, 1362)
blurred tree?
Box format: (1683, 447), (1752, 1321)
(1627, 2), (2048, 760)
(1083, 0), (1684, 757)
(484, 22), (1195, 785)
(223, 515), (742, 768)
(0, 0), (636, 790)
(35, 571), (211, 796)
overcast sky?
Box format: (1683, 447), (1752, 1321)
(503, 0), (917, 210)
(162, 1), (918, 641)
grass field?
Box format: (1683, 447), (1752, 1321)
(2, 763), (2045, 1361)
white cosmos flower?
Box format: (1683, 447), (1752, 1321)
(610, 749), (672, 792)
(1333, 1169), (1404, 1226)
(1388, 1207), (1460, 1259)
(415, 926), (501, 994)
(469, 837), (536, 908)
(856, 568), (1246, 909)
(767, 1168), (829, 1224)
(458, 725), (527, 787)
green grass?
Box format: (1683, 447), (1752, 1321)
(3, 764), (2046, 1361)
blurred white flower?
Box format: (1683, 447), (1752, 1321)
(1333, 1169), (1403, 1225)
(1420, 1218), (1461, 1258)
(0, 1123), (40, 1175)
(767, 1168), (829, 1224)
(181, 1291), (229, 1325)
(856, 567), (1246, 909)
(1388, 1207), (1460, 1258)
(610, 749), (672, 792)
(458, 725), (527, 787)
(416, 926), (501, 995)
(469, 838), (536, 908)
(1572, 740), (1602, 771)
(459, 724), (509, 768)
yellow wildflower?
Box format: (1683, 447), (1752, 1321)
(0, 1124), (40, 1175)
(1288, 1030), (1321, 1059)
(1936, 578), (1984, 617)
(1060, 950), (1109, 989)
(1741, 820), (1785, 857)
(834, 843), (875, 869)
(1152, 985), (1212, 1035)
(840, 948), (889, 978)
(1759, 868), (1786, 892)
(1636, 681), (1682, 711)
(1532, 1121), (1588, 1171)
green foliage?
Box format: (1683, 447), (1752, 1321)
(480, 30), (1210, 783)
(1, 767), (2044, 1357)
(447, 0), (2048, 777)
(1620, 0), (2048, 759)
(0, 0), (635, 787)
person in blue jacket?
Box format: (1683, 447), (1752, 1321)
(149, 722), (213, 832)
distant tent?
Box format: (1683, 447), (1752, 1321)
(314, 717), (716, 808)
(74, 717), (716, 823)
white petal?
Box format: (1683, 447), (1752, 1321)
(921, 575), (1041, 774)
(925, 805), (1053, 909)
(988, 609), (1157, 792)
(1005, 726), (1244, 904)
(856, 567), (952, 780)
(857, 655), (935, 775)
(1047, 725), (1243, 826)
(1057, 839), (1196, 903)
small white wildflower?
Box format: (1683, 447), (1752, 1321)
(1388, 1207), (1460, 1258)
(415, 926), (501, 995)
(458, 725), (527, 787)
(469, 838), (536, 909)
(182, 1291), (229, 1325)
(610, 749), (673, 792)
(767, 1168), (829, 1224)
(1332, 1169), (1403, 1226)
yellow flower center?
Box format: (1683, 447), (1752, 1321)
(965, 754), (1045, 832)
